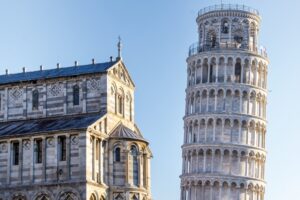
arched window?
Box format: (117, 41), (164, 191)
(235, 61), (242, 83)
(131, 145), (139, 186)
(207, 30), (217, 48)
(35, 194), (50, 200)
(233, 29), (243, 45)
(115, 194), (124, 200)
(114, 147), (121, 162)
(132, 195), (138, 200)
(118, 95), (124, 115)
(221, 20), (229, 34)
(89, 194), (96, 200)
(73, 85), (80, 106)
(12, 195), (26, 200)
(32, 90), (39, 110)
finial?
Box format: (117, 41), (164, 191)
(117, 36), (122, 61)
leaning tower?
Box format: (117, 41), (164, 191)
(181, 4), (268, 200)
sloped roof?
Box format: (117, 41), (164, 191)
(0, 61), (117, 85)
(0, 113), (104, 137)
(110, 123), (147, 143)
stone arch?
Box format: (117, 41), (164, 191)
(242, 91), (248, 114)
(221, 18), (230, 34)
(216, 89), (225, 112)
(225, 89), (232, 112)
(209, 57), (217, 82)
(215, 118), (222, 142)
(208, 89), (215, 112)
(202, 58), (209, 83)
(224, 119), (231, 142)
(249, 91), (256, 115)
(227, 57), (234, 82)
(218, 57), (226, 82)
(243, 58), (250, 83)
(199, 119), (206, 142)
(195, 91), (201, 113)
(11, 193), (27, 200)
(232, 119), (240, 143)
(89, 194), (97, 200)
(232, 90), (240, 113)
(33, 191), (53, 200)
(234, 58), (242, 83)
(206, 29), (217, 48)
(201, 90), (207, 112)
(207, 118), (214, 142)
(192, 120), (199, 143)
(57, 189), (81, 200)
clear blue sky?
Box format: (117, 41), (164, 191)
(0, 0), (298, 199)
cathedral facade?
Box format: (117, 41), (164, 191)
(0, 52), (152, 200)
(181, 4), (269, 200)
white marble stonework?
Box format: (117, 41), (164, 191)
(0, 58), (152, 200)
(180, 4), (269, 200)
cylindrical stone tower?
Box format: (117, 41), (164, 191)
(180, 4), (268, 200)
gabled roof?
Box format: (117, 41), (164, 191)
(110, 123), (147, 143)
(0, 113), (104, 137)
(0, 61), (118, 85)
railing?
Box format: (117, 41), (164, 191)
(188, 42), (268, 58)
(198, 4), (260, 16)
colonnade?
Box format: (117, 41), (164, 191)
(181, 181), (265, 200)
(184, 118), (266, 149)
(186, 88), (267, 119)
(187, 57), (268, 90)
(182, 148), (265, 180)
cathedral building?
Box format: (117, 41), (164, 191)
(181, 4), (269, 200)
(0, 44), (152, 200)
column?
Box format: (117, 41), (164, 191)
(200, 65), (203, 84)
(92, 137), (97, 181)
(125, 149), (130, 185)
(208, 65), (211, 83)
(229, 152), (232, 175)
(216, 63), (219, 83)
(66, 134), (71, 180)
(211, 151), (214, 173)
(241, 61), (245, 83)
(245, 156), (248, 177)
(4, 88), (8, 120)
(63, 81), (67, 114)
(214, 93), (217, 112)
(19, 139), (23, 183)
(42, 83), (47, 117)
(220, 152), (224, 174)
(30, 138), (34, 183)
(238, 123), (242, 143)
(99, 139), (103, 184)
(196, 152), (199, 173)
(42, 136), (46, 182)
(213, 120), (216, 142)
(206, 94), (209, 112)
(203, 152), (206, 173)
(138, 153), (143, 187)
(224, 62), (228, 83)
(205, 123), (208, 142)
(210, 184), (213, 200)
(221, 120), (224, 142)
(82, 78), (87, 113)
(7, 141), (11, 184)
(219, 186), (223, 200)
